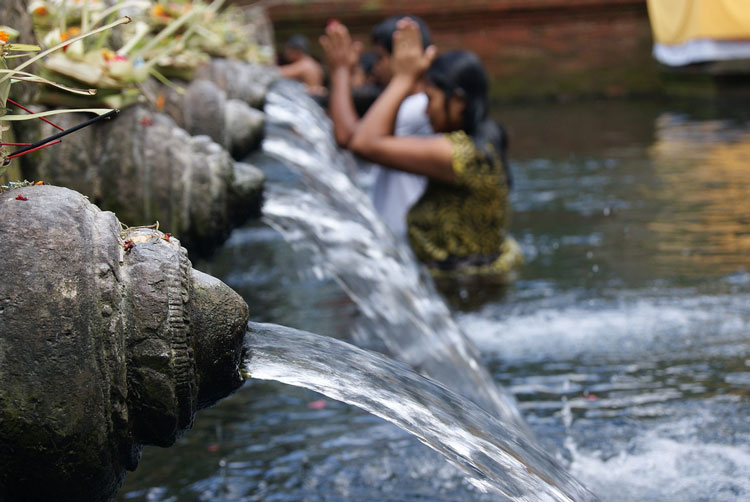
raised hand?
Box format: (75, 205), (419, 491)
(391, 17), (437, 80)
(320, 20), (362, 71)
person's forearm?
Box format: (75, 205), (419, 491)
(349, 74), (414, 157)
(328, 66), (359, 147)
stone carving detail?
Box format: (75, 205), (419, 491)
(0, 185), (249, 501)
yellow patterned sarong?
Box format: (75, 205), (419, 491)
(407, 130), (523, 278)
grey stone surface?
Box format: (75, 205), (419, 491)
(144, 78), (264, 159)
(0, 185), (250, 501)
(226, 98), (265, 159)
(190, 269), (249, 409)
(195, 58), (279, 109)
(229, 161), (265, 225)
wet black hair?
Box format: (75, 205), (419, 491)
(371, 15), (431, 54)
(285, 34), (310, 54)
(426, 50), (512, 188)
(359, 51), (378, 76)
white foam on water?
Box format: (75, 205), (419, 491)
(457, 294), (750, 361)
(569, 419), (750, 502)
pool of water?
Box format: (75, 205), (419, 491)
(119, 96), (750, 502)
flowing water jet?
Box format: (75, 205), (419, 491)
(117, 86), (750, 502)
(244, 321), (598, 502)
(258, 79), (529, 433)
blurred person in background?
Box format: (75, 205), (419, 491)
(321, 15), (433, 238)
(351, 51), (383, 116)
(279, 34), (327, 96)
(349, 19), (522, 278)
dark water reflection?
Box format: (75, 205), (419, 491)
(120, 97), (750, 502)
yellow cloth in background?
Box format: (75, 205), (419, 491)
(647, 0), (750, 45)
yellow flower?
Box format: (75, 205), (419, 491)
(101, 48), (115, 61)
(151, 4), (169, 18)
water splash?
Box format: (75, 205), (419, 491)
(244, 321), (598, 502)
(458, 293), (750, 362)
(569, 417), (750, 502)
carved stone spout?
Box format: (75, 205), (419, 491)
(0, 185), (250, 502)
(15, 105), (264, 255)
(195, 58), (279, 109)
(143, 78), (266, 160)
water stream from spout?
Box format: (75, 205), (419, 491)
(243, 321), (598, 502)
(259, 80), (527, 432)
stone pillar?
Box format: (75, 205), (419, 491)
(0, 185), (249, 502)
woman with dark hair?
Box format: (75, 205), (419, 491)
(349, 19), (522, 277)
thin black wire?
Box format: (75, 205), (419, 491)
(8, 109), (119, 159)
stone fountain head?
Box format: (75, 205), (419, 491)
(0, 185), (250, 502)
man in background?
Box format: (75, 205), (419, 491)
(320, 16), (434, 238)
(279, 34), (327, 96)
